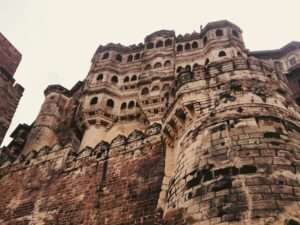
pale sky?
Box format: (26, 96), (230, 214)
(1, 0), (300, 145)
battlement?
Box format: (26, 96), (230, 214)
(0, 122), (162, 172)
(2, 20), (300, 225)
(92, 20), (244, 65)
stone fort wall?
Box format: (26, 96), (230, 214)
(1, 20), (300, 225)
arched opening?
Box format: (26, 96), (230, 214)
(90, 97), (98, 105)
(154, 62), (162, 69)
(185, 43), (191, 50)
(164, 92), (170, 107)
(164, 60), (171, 67)
(131, 75), (137, 81)
(193, 63), (200, 70)
(203, 36), (208, 46)
(232, 30), (239, 38)
(124, 76), (129, 82)
(176, 66), (183, 73)
(237, 51), (242, 57)
(152, 85), (160, 91)
(134, 53), (140, 60)
(146, 42), (154, 49)
(156, 40), (163, 48)
(106, 99), (114, 108)
(96, 73), (103, 81)
(111, 76), (119, 83)
(116, 54), (122, 62)
(218, 51), (226, 57)
(192, 41), (198, 49)
(145, 64), (152, 70)
(162, 83), (170, 90)
(141, 87), (149, 95)
(120, 102), (127, 110)
(165, 39), (172, 46)
(185, 65), (191, 71)
(205, 58), (210, 66)
(177, 45), (183, 52)
(102, 52), (109, 60)
(216, 29), (224, 37)
(127, 55), (133, 62)
(287, 219), (300, 225)
(128, 100), (135, 109)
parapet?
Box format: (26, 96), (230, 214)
(250, 41), (300, 59)
(44, 84), (71, 97)
(0, 33), (22, 77)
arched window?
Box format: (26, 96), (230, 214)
(106, 99), (114, 108)
(192, 41), (198, 49)
(162, 83), (170, 90)
(177, 45), (183, 52)
(218, 51), (226, 57)
(185, 65), (191, 71)
(145, 64), (152, 70)
(127, 55), (133, 62)
(131, 75), (137, 81)
(120, 102), (127, 110)
(96, 73), (103, 81)
(124, 76), (129, 82)
(154, 62), (162, 69)
(205, 58), (210, 65)
(203, 36), (208, 46)
(237, 51), (242, 57)
(216, 29), (223, 37)
(287, 219), (300, 225)
(146, 42), (154, 49)
(141, 87), (149, 95)
(102, 52), (109, 60)
(232, 30), (239, 38)
(152, 85), (160, 91)
(128, 100), (135, 109)
(116, 54), (122, 62)
(134, 53), (140, 60)
(164, 60), (171, 67)
(111, 76), (119, 83)
(176, 66), (183, 73)
(164, 92), (169, 100)
(156, 40), (163, 48)
(289, 56), (297, 66)
(193, 63), (200, 70)
(165, 39), (172, 46)
(185, 43), (191, 50)
(90, 97), (98, 105)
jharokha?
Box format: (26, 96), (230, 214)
(1, 20), (300, 225)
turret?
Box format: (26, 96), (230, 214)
(159, 22), (300, 223)
(22, 85), (72, 154)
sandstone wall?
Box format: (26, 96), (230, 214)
(0, 126), (164, 225)
(161, 57), (300, 224)
(0, 73), (23, 145)
(0, 33), (23, 145)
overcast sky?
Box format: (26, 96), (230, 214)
(1, 0), (300, 145)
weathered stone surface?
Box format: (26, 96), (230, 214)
(0, 33), (23, 146)
(1, 20), (300, 225)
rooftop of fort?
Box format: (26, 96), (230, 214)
(93, 20), (242, 55)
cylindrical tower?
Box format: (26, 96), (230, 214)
(22, 85), (71, 154)
(161, 22), (300, 224)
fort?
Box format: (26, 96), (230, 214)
(1, 20), (300, 224)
